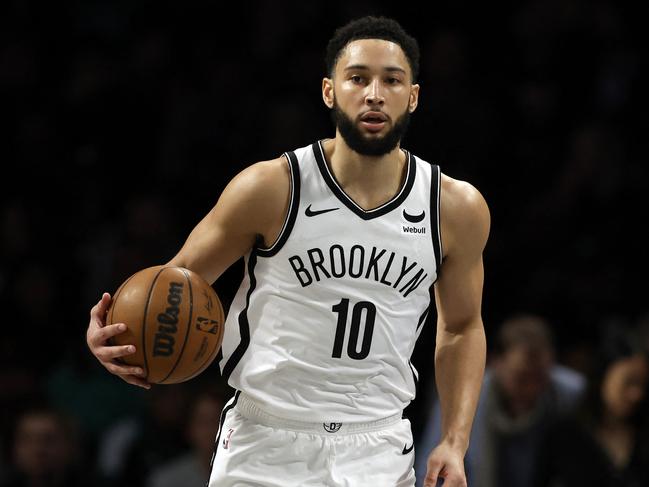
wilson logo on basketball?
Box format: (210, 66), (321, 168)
(153, 282), (184, 357)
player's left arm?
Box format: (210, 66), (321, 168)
(423, 175), (490, 487)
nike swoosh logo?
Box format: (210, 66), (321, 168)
(305, 204), (339, 217)
(403, 209), (425, 223)
(402, 443), (414, 455)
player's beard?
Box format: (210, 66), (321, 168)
(331, 99), (411, 157)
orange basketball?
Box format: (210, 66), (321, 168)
(106, 266), (224, 384)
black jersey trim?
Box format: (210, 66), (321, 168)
(430, 164), (443, 284)
(256, 152), (301, 257)
(215, 348), (223, 367)
(206, 390), (241, 485)
(312, 140), (416, 221)
(408, 360), (419, 387)
(221, 252), (257, 381)
(416, 306), (429, 332)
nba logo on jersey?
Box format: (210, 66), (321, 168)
(323, 422), (342, 433)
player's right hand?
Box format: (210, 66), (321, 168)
(86, 293), (151, 389)
(424, 441), (468, 487)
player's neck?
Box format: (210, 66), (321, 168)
(323, 136), (407, 209)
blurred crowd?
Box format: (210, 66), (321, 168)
(415, 314), (649, 487)
(1, 0), (648, 486)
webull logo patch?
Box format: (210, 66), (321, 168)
(153, 282), (184, 357)
(401, 225), (426, 235)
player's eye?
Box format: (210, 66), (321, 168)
(386, 77), (401, 85)
(350, 75), (363, 84)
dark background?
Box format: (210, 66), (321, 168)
(1, 0), (648, 480)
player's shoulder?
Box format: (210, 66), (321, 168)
(234, 156), (290, 189)
(440, 172), (489, 220)
(439, 172), (490, 250)
(225, 156), (291, 203)
(216, 156), (292, 226)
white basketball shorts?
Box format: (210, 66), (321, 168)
(207, 391), (416, 487)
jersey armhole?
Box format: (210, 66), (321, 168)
(430, 164), (444, 282)
(255, 151), (301, 257)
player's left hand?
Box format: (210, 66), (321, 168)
(423, 441), (467, 487)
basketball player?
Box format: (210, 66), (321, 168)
(87, 16), (489, 487)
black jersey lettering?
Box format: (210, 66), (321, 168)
(289, 255), (313, 287)
(329, 245), (346, 278)
(400, 268), (428, 297)
(392, 257), (418, 289)
(348, 245), (365, 278)
(379, 251), (395, 286)
(307, 248), (331, 282)
(365, 247), (386, 281)
(288, 245), (426, 298)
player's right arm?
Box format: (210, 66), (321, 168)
(86, 157), (291, 388)
(165, 156), (291, 281)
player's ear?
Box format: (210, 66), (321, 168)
(408, 83), (420, 113)
(322, 77), (334, 109)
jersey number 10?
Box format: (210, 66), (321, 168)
(331, 299), (376, 360)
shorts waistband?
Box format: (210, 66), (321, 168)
(234, 392), (402, 435)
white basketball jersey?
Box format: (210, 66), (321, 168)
(217, 140), (443, 423)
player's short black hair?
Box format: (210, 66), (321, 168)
(325, 16), (420, 83)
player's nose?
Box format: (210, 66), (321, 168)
(365, 79), (385, 105)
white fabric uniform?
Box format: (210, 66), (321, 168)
(210, 391), (416, 487)
(208, 140), (442, 486)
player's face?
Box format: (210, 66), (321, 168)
(323, 39), (419, 156)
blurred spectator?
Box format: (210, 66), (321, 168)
(96, 384), (191, 487)
(146, 386), (225, 487)
(45, 344), (148, 456)
(534, 325), (649, 487)
(415, 314), (585, 487)
(0, 405), (89, 487)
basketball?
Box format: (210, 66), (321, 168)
(106, 266), (224, 384)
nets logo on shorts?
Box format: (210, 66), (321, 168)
(323, 422), (342, 433)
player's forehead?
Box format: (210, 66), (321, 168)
(336, 38), (411, 77)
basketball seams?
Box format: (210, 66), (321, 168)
(173, 319), (223, 383)
(159, 268), (194, 384)
(167, 271), (224, 383)
(142, 266), (167, 382)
